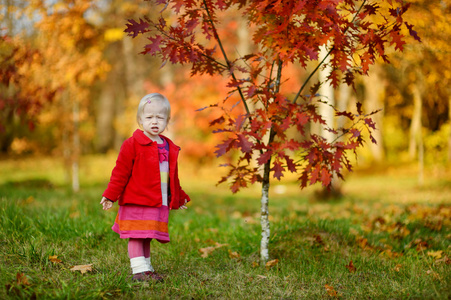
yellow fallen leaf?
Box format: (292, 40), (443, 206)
(427, 250), (443, 259)
(49, 255), (62, 264)
(394, 264), (402, 272)
(70, 264), (93, 274)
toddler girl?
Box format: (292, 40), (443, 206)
(100, 93), (190, 282)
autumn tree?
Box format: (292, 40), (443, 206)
(125, 0), (419, 263)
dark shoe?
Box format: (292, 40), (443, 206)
(146, 271), (164, 282)
(132, 271), (164, 283)
(132, 272), (150, 282)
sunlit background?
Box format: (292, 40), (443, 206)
(1, 0), (450, 196)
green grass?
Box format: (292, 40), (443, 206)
(0, 156), (450, 299)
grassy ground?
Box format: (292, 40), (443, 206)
(0, 156), (450, 299)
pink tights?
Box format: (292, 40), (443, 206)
(128, 238), (152, 258)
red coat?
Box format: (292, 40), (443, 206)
(102, 129), (190, 209)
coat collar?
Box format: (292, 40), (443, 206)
(132, 129), (176, 148)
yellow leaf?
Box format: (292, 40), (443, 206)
(104, 28), (124, 42)
(394, 264), (402, 272)
(427, 250), (443, 259)
(70, 264), (93, 274)
(49, 255), (62, 264)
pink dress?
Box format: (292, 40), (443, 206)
(111, 137), (170, 243)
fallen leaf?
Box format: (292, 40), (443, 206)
(16, 273), (30, 286)
(256, 275), (267, 279)
(325, 284), (338, 297)
(70, 264), (93, 274)
(198, 242), (229, 258)
(228, 250), (240, 259)
(199, 246), (216, 258)
(394, 264), (402, 272)
(252, 261), (259, 268)
(49, 255), (62, 264)
(427, 250), (443, 259)
(435, 255), (451, 265)
(345, 260), (356, 273)
(265, 259), (279, 269)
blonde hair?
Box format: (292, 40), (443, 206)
(136, 93), (171, 125)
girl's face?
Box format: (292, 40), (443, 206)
(139, 101), (168, 141)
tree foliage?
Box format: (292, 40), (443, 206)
(126, 0), (419, 191)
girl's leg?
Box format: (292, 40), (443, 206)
(143, 238), (154, 272)
(128, 238), (150, 274)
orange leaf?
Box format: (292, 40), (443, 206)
(345, 260), (356, 273)
(325, 284), (338, 297)
(49, 255), (62, 264)
(16, 273), (30, 286)
(70, 264), (93, 274)
(265, 259), (279, 269)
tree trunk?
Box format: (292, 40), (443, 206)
(260, 160), (271, 263)
(362, 65), (385, 162)
(408, 84), (422, 160)
(317, 46), (341, 197)
(409, 84), (424, 186)
(448, 96), (451, 163)
(72, 96), (80, 192)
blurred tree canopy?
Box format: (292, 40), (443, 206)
(0, 0), (450, 179)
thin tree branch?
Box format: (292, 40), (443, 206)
(202, 0), (251, 116)
(292, 0), (368, 104)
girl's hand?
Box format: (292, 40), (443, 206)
(100, 197), (113, 210)
(179, 199), (188, 210)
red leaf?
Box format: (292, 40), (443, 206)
(257, 150), (272, 166)
(390, 30), (406, 51)
(285, 156), (297, 172)
(320, 168), (332, 186)
(310, 166), (320, 185)
(237, 134), (253, 153)
(124, 18), (150, 38)
(405, 22), (421, 42)
(364, 118), (376, 130)
(143, 35), (163, 55)
(215, 138), (234, 157)
(272, 162), (284, 180)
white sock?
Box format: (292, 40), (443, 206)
(145, 257), (155, 272)
(130, 256), (151, 274)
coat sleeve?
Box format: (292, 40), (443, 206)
(102, 139), (135, 202)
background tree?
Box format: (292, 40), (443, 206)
(126, 0), (420, 263)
